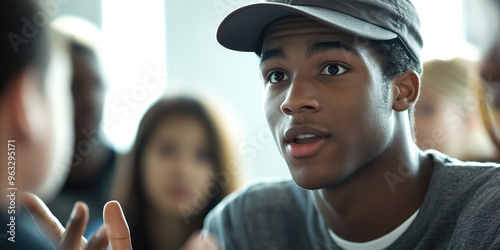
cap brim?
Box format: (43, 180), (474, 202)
(217, 2), (398, 52)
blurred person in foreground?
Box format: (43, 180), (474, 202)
(202, 0), (500, 249)
(47, 16), (118, 236)
(415, 58), (497, 162)
(112, 96), (240, 249)
(0, 0), (130, 249)
(0, 1), (215, 249)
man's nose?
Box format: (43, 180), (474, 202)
(280, 75), (320, 115)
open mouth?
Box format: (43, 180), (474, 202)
(284, 127), (330, 158)
(293, 134), (320, 144)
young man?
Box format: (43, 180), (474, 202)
(204, 0), (500, 249)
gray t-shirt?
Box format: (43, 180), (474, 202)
(204, 151), (500, 249)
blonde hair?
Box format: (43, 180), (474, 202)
(420, 58), (497, 161)
(421, 58), (477, 105)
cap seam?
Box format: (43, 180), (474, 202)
(392, 0), (403, 30)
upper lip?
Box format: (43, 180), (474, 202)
(284, 126), (330, 143)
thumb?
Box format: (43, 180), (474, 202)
(103, 201), (132, 250)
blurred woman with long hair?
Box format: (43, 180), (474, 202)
(112, 96), (241, 249)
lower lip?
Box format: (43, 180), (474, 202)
(286, 138), (326, 158)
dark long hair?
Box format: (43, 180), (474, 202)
(113, 96), (240, 248)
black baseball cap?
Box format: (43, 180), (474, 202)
(216, 0), (423, 62)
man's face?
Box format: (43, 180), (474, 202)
(261, 17), (395, 190)
(71, 50), (105, 141)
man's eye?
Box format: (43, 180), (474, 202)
(321, 64), (348, 76)
(267, 71), (290, 83)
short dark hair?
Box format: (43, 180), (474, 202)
(371, 39), (423, 81)
(0, 0), (49, 94)
(370, 38), (422, 134)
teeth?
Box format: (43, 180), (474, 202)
(295, 134), (316, 140)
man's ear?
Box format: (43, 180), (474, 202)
(392, 71), (420, 112)
(2, 69), (42, 141)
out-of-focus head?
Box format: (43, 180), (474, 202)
(481, 2), (500, 120)
(477, 0), (500, 106)
(127, 97), (238, 219)
(467, 0), (500, 153)
(141, 112), (215, 217)
(52, 16), (105, 142)
(0, 0), (73, 198)
(415, 58), (477, 157)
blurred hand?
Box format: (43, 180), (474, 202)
(181, 231), (219, 250)
(21, 192), (132, 250)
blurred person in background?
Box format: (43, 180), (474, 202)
(47, 16), (118, 236)
(477, 0), (500, 153)
(0, 1), (130, 249)
(112, 96), (240, 250)
(415, 58), (497, 162)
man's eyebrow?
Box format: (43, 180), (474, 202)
(260, 48), (285, 66)
(308, 42), (360, 57)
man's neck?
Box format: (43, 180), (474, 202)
(313, 132), (434, 242)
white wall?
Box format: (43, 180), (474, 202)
(412, 0), (478, 60)
(100, 0), (168, 156)
(46, 0), (102, 28)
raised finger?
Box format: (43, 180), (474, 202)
(85, 224), (109, 250)
(21, 192), (65, 246)
(60, 201), (89, 250)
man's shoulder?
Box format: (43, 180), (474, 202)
(203, 177), (327, 249)
(203, 177), (313, 230)
(429, 150), (500, 190)
(429, 150), (500, 215)
(428, 151), (500, 211)
(407, 151), (500, 248)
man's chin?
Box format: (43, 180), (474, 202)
(289, 167), (346, 190)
